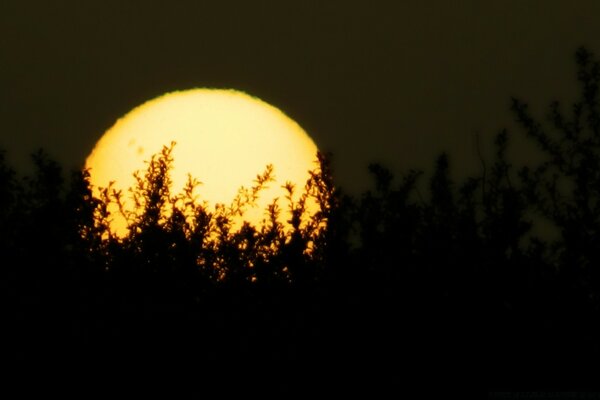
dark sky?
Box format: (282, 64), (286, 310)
(1, 1), (600, 193)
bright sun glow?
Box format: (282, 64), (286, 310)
(85, 89), (319, 235)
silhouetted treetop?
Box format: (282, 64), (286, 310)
(3, 47), (600, 393)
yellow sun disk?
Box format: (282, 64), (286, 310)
(85, 89), (319, 235)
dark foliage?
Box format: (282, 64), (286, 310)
(3, 49), (600, 395)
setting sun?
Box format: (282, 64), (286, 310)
(85, 89), (319, 235)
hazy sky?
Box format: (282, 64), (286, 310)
(2, 1), (600, 193)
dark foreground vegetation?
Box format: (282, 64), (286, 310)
(3, 49), (600, 395)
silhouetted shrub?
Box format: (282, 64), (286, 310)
(4, 47), (600, 394)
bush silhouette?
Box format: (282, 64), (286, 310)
(3, 47), (600, 394)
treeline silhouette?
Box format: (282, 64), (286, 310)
(3, 48), (600, 394)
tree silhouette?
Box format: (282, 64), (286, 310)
(4, 47), (600, 394)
